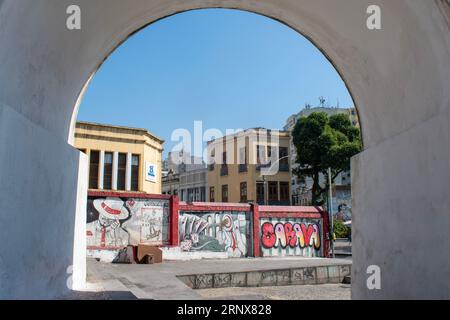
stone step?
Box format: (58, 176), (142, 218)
(177, 264), (352, 290)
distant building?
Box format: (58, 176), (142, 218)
(74, 121), (164, 194)
(207, 128), (291, 205)
(162, 172), (180, 196)
(284, 106), (357, 205)
(162, 150), (205, 175)
(179, 168), (207, 202)
(162, 150), (207, 201)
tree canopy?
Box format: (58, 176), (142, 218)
(292, 111), (362, 205)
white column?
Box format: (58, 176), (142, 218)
(125, 152), (132, 191)
(98, 150), (105, 189)
(112, 151), (118, 190)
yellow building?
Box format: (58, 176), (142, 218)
(207, 128), (291, 205)
(74, 121), (164, 194)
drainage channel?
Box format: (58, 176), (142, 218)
(177, 264), (351, 290)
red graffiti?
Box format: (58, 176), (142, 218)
(261, 221), (321, 250)
(261, 222), (276, 248)
(301, 223), (313, 246)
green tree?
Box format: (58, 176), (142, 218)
(292, 112), (362, 205)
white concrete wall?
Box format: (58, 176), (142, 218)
(71, 153), (87, 291)
(0, 103), (85, 299)
(352, 105), (450, 299)
(0, 0), (449, 298)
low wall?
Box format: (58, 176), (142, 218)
(85, 192), (329, 261)
(174, 202), (252, 259)
(86, 191), (176, 262)
(257, 206), (328, 258)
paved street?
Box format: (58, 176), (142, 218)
(197, 284), (351, 300)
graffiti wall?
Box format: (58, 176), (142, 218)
(259, 218), (322, 257)
(86, 196), (170, 252)
(179, 211), (250, 258)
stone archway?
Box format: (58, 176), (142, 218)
(0, 0), (449, 299)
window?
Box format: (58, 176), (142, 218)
(200, 187), (206, 202)
(131, 154), (139, 191)
(221, 151), (228, 176)
(89, 150), (99, 189)
(240, 182), (247, 202)
(279, 147), (289, 171)
(239, 147), (247, 172)
(208, 149), (215, 171)
(268, 181), (278, 202)
(256, 182), (265, 204)
(117, 153), (126, 190)
(222, 185), (228, 202)
(209, 187), (215, 202)
(103, 152), (113, 190)
(256, 145), (266, 164)
(280, 182), (290, 201)
(239, 147), (247, 164)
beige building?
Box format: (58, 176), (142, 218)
(207, 128), (291, 205)
(74, 121), (164, 194)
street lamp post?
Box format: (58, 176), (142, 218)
(328, 167), (335, 258)
(168, 169), (173, 196)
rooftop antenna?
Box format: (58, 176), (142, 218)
(319, 96), (326, 108)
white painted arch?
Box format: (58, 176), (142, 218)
(0, 0), (449, 299)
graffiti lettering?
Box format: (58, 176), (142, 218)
(261, 222), (321, 250)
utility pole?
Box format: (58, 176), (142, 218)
(328, 167), (335, 258)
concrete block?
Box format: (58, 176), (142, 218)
(259, 271), (277, 286)
(291, 268), (306, 285)
(246, 272), (262, 287)
(327, 266), (341, 283)
(276, 270), (291, 286)
(230, 273), (246, 287)
(213, 273), (231, 288)
(316, 267), (328, 284)
(303, 267), (317, 285)
(194, 274), (213, 289)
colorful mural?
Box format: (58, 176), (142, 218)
(260, 218), (322, 257)
(179, 212), (250, 257)
(86, 197), (170, 250)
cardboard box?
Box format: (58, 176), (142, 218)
(137, 245), (163, 264)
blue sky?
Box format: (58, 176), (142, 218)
(78, 9), (353, 157)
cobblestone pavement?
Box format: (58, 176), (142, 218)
(196, 284), (351, 300)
